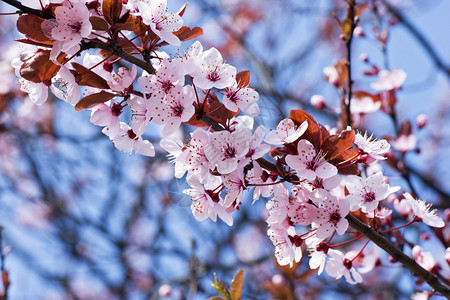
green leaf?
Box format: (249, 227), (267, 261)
(211, 273), (231, 300)
(230, 269), (244, 300)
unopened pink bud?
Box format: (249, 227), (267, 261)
(272, 274), (285, 286)
(311, 94), (326, 110)
(416, 114), (428, 129)
(359, 53), (369, 62)
(446, 248), (450, 266)
(420, 233), (430, 241)
(158, 284), (171, 297)
(354, 26), (365, 37)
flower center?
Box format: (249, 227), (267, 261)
(70, 21), (82, 34)
(329, 211), (341, 225)
(207, 69), (220, 82)
(171, 102), (184, 117)
(127, 129), (137, 140)
(364, 191), (376, 202)
(224, 144), (236, 159)
(111, 103), (123, 117)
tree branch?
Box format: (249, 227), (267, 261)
(1, 0), (53, 19)
(346, 214), (450, 298)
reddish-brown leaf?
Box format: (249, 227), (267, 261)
(112, 22), (138, 33)
(20, 50), (62, 83)
(177, 2), (188, 17)
(323, 130), (355, 161)
(174, 26), (203, 42)
(17, 15), (50, 43)
(90, 16), (109, 31)
(236, 70), (250, 88)
(289, 109), (328, 149)
(208, 92), (239, 127)
(15, 38), (52, 48)
(72, 62), (110, 89)
(75, 91), (116, 111)
(102, 0), (122, 25)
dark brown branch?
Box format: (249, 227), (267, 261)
(345, 0), (356, 128)
(346, 214), (450, 298)
(1, 0), (53, 19)
(81, 40), (155, 75)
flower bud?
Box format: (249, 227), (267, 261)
(158, 284), (171, 297)
(311, 94), (326, 110)
(416, 114), (428, 129)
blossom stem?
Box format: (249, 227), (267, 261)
(351, 239), (370, 263)
(329, 234), (363, 248)
(379, 217), (417, 233)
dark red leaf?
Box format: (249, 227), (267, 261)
(90, 16), (109, 31)
(102, 0), (122, 25)
(236, 70), (250, 88)
(75, 91), (116, 111)
(72, 62), (110, 89)
(20, 50), (63, 83)
(17, 15), (51, 43)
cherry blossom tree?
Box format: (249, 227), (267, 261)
(0, 0), (450, 299)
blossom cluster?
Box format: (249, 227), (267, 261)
(9, 0), (447, 287)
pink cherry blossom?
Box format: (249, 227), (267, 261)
(138, 59), (184, 96)
(221, 83), (260, 116)
(112, 123), (155, 156)
(192, 47), (237, 90)
(313, 194), (349, 239)
(325, 249), (363, 284)
(345, 172), (397, 213)
(204, 128), (250, 174)
(128, 95), (151, 136)
(108, 65), (137, 92)
(391, 134), (417, 153)
(412, 245), (436, 271)
(137, 0), (183, 46)
(50, 2), (92, 56)
(370, 69), (407, 91)
(247, 162), (274, 203)
(285, 139), (337, 181)
(183, 177), (233, 226)
(355, 132), (390, 162)
(264, 118), (307, 145)
(222, 168), (246, 207)
(404, 193), (445, 228)
(267, 223), (302, 267)
(90, 102), (122, 138)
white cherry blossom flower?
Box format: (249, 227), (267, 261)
(137, 0), (183, 46)
(267, 223), (302, 267)
(345, 172), (397, 213)
(192, 47), (236, 90)
(355, 132), (390, 162)
(313, 195), (349, 240)
(108, 65), (137, 92)
(204, 128), (250, 174)
(285, 139), (337, 181)
(50, 2), (92, 56)
(264, 118), (307, 145)
(370, 69), (407, 91)
(325, 249), (363, 284)
(404, 193), (445, 228)
(412, 245), (436, 271)
(183, 177), (233, 226)
(112, 123), (155, 156)
(221, 83), (260, 116)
